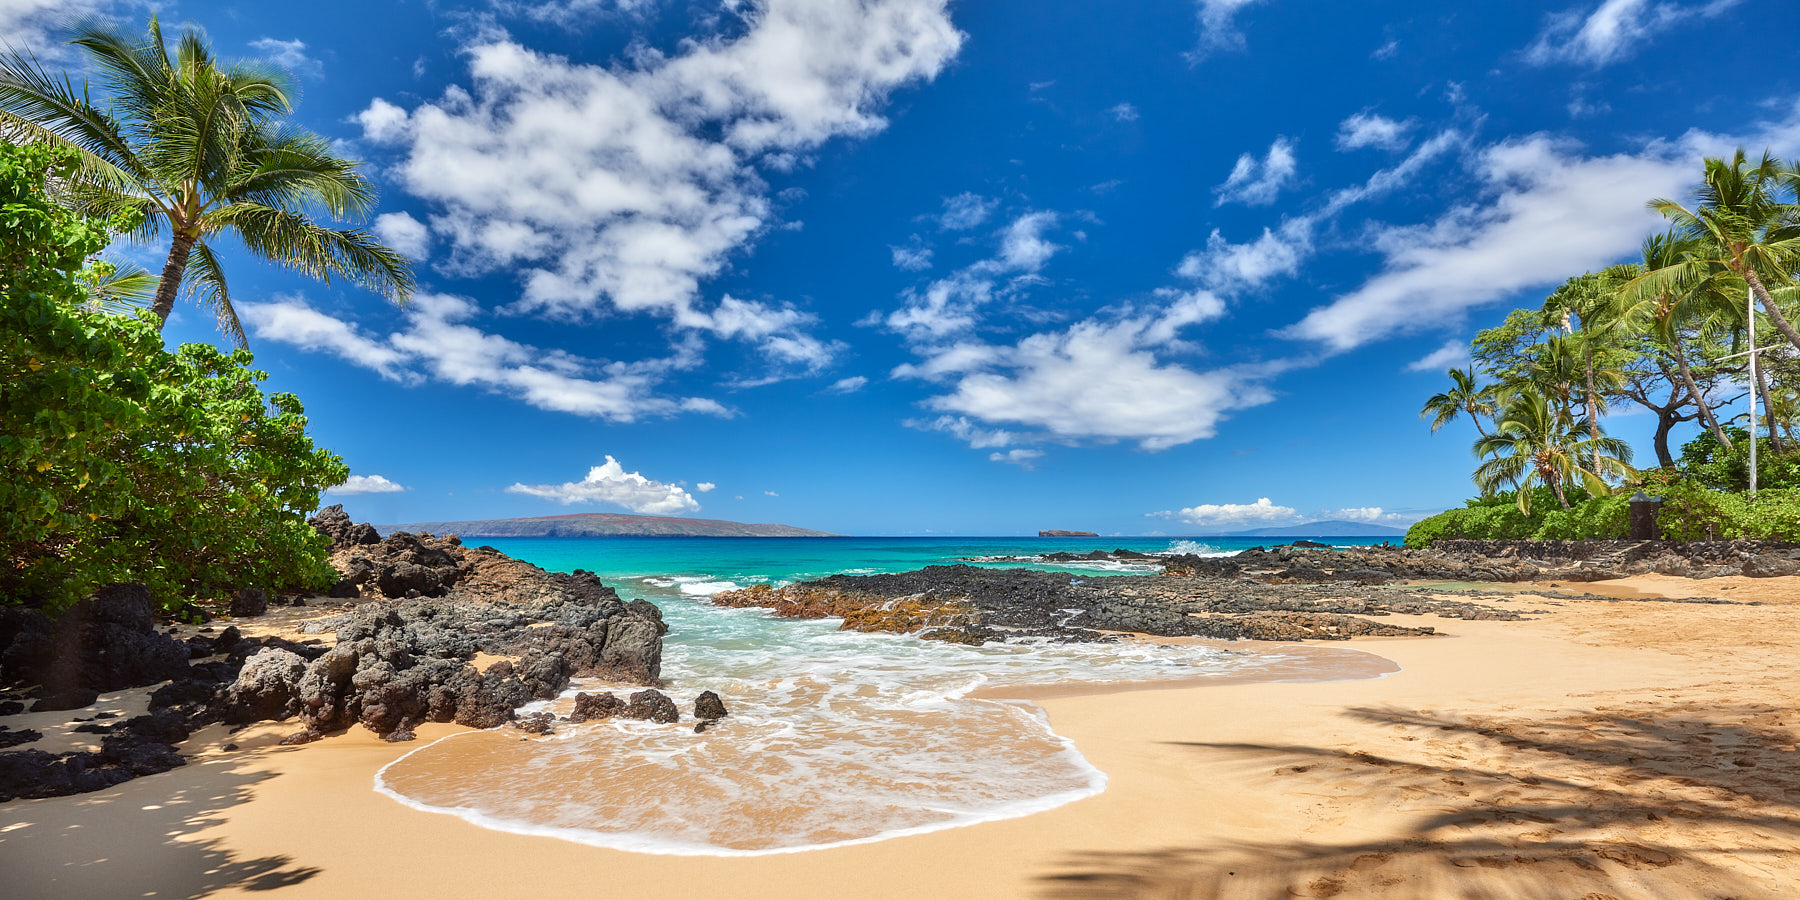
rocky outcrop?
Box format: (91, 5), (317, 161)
(1166, 539), (1800, 583)
(709, 564), (1512, 645)
(308, 504), (381, 549)
(0, 584), (191, 703)
(1039, 530), (1099, 537)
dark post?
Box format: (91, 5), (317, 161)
(1628, 490), (1662, 540)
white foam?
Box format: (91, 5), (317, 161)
(677, 580), (742, 596)
(1164, 540), (1239, 558)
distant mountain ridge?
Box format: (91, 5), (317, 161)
(1196, 519), (1407, 537)
(383, 512), (837, 538)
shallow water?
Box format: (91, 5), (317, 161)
(376, 536), (1398, 854)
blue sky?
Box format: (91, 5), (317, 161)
(12, 0), (1799, 534)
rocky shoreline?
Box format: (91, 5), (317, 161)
(0, 506), (692, 803)
(1160, 539), (1800, 583)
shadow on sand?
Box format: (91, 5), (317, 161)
(0, 751), (320, 899)
(1037, 699), (1800, 898)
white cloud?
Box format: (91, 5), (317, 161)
(374, 212), (431, 259)
(507, 456), (701, 514)
(242, 294), (726, 421)
(1371, 39), (1399, 60)
(1335, 112), (1414, 151)
(890, 243), (934, 270)
(902, 308), (1267, 452)
(904, 414), (1016, 449)
(328, 474), (408, 495)
(1285, 132), (1710, 352)
(1151, 497), (1298, 527)
(1190, 0), (1268, 59)
(938, 192), (997, 230)
(250, 37), (323, 79)
(1177, 222), (1310, 294)
(1213, 136), (1297, 207)
(885, 211), (1063, 340)
(763, 490), (779, 497)
(696, 482), (717, 492)
(1525, 0), (1740, 67)
(1107, 102), (1140, 122)
(0, 0), (113, 57)
(493, 0), (660, 27)
(989, 448), (1043, 468)
(1406, 339), (1472, 373)
(238, 297), (412, 378)
(356, 0), (961, 362)
(826, 375), (869, 394)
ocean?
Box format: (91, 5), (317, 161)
(374, 535), (1397, 855)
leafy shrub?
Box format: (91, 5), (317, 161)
(1531, 494), (1629, 540)
(1, 144), (347, 610)
(1677, 428), (1800, 492)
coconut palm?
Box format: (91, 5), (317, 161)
(1631, 150), (1800, 354)
(1625, 230), (1737, 451)
(1473, 388), (1633, 514)
(1545, 267), (1636, 472)
(0, 17), (412, 346)
(1421, 366), (1498, 438)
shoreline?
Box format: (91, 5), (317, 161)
(3, 573), (1797, 897)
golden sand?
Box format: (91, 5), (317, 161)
(1, 576), (1796, 898)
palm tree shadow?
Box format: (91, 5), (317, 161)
(0, 750), (322, 899)
(1036, 701), (1800, 898)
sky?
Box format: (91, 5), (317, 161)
(8, 0), (1799, 535)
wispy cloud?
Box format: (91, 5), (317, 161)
(1214, 136), (1297, 207)
(1524, 0), (1741, 67)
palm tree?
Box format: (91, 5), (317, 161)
(1473, 388), (1633, 514)
(1421, 366), (1498, 437)
(1546, 268), (1635, 473)
(1633, 150), (1800, 354)
(0, 17), (412, 346)
(1624, 230), (1736, 451)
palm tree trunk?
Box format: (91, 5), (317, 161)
(1744, 269), (1800, 353)
(1668, 332), (1733, 451)
(150, 232), (197, 326)
(1755, 362), (1784, 454)
(1550, 475), (1570, 510)
(1583, 343), (1601, 473)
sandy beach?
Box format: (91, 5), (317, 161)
(3, 575), (1796, 899)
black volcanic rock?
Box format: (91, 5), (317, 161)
(622, 689), (679, 724)
(309, 504), (381, 549)
(1, 584), (189, 698)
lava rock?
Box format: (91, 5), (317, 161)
(2, 584), (189, 696)
(223, 648), (310, 723)
(309, 504), (381, 549)
(229, 588), (269, 618)
(568, 692), (624, 723)
(514, 711), (556, 735)
(694, 690), (728, 721)
(621, 689), (679, 724)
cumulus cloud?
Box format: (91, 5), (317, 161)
(1406, 339), (1472, 373)
(250, 37), (323, 79)
(696, 482), (717, 492)
(1335, 112), (1414, 151)
(493, 0), (661, 27)
(903, 414), (1017, 449)
(763, 490), (779, 497)
(328, 474), (407, 495)
(900, 306), (1267, 452)
(242, 294), (727, 421)
(507, 456), (701, 514)
(1214, 136), (1297, 207)
(374, 212), (431, 259)
(1149, 497), (1298, 527)
(0, 0), (114, 57)
(1177, 223), (1310, 294)
(938, 192), (998, 231)
(1189, 0), (1268, 59)
(355, 0), (961, 368)
(1525, 0), (1740, 67)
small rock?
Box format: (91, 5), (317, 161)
(568, 692), (623, 723)
(229, 588), (269, 618)
(621, 689), (679, 724)
(279, 729), (323, 745)
(694, 690), (728, 721)
(514, 712), (556, 735)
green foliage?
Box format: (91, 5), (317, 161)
(1, 143), (346, 610)
(1532, 494), (1630, 540)
(1676, 427), (1800, 492)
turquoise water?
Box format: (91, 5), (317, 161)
(375, 535), (1397, 855)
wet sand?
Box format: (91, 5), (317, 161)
(2, 575), (1797, 898)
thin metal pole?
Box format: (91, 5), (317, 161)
(1749, 286), (1758, 499)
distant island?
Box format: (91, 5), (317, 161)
(1039, 529), (1099, 537)
(384, 512), (837, 538)
(1197, 519), (1408, 537)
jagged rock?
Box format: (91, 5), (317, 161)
(327, 579), (361, 598)
(0, 728), (41, 749)
(1, 584), (189, 696)
(223, 649), (309, 723)
(694, 691), (727, 721)
(376, 562), (446, 599)
(29, 688), (100, 712)
(596, 615), (663, 683)
(229, 588), (269, 618)
(569, 692), (623, 723)
(621, 689), (678, 724)
(514, 712), (555, 735)
(0, 701), (23, 716)
(309, 504), (381, 549)
(279, 729), (323, 745)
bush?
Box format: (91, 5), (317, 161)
(1677, 428), (1800, 492)
(1531, 494), (1629, 540)
(1, 144), (347, 611)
